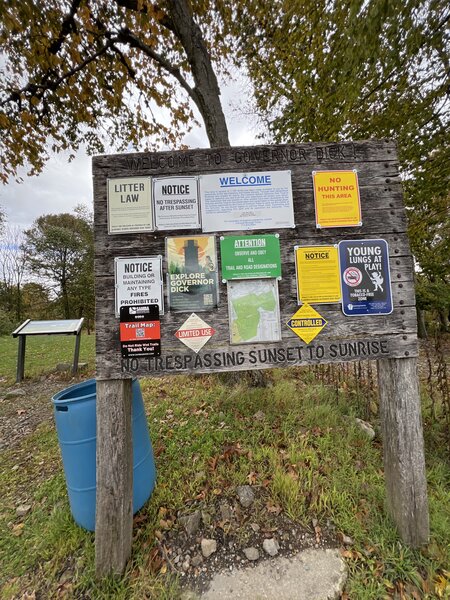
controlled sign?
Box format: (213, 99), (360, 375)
(119, 305), (161, 357)
(115, 256), (163, 317)
(175, 313), (215, 353)
(313, 170), (361, 228)
(220, 234), (281, 281)
(295, 245), (341, 303)
(286, 304), (327, 344)
(339, 239), (393, 316)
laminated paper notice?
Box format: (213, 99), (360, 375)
(200, 171), (294, 232)
(108, 177), (153, 234)
(295, 245), (341, 304)
(153, 176), (200, 230)
(313, 170), (361, 228)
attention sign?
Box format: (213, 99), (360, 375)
(339, 239), (393, 316)
(313, 170), (361, 228)
(220, 234), (281, 281)
(295, 245), (341, 304)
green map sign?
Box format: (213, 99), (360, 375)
(220, 234), (282, 281)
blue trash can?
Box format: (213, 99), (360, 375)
(52, 378), (156, 531)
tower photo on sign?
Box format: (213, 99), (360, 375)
(166, 235), (219, 312)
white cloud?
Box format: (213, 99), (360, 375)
(1, 79), (264, 229)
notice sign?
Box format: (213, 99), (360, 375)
(313, 170), (361, 228)
(119, 305), (161, 357)
(339, 239), (393, 316)
(153, 176), (200, 230)
(175, 313), (216, 353)
(167, 235), (219, 312)
(108, 177), (153, 234)
(200, 170), (295, 232)
(115, 256), (163, 317)
(295, 245), (341, 304)
(220, 234), (281, 281)
(286, 304), (327, 344)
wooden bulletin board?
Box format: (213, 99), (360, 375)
(93, 140), (417, 380)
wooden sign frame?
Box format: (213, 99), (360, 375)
(92, 140), (429, 576)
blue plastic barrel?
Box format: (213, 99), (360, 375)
(52, 378), (156, 531)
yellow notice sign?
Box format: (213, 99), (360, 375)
(295, 245), (341, 304)
(313, 170), (361, 228)
(286, 304), (327, 344)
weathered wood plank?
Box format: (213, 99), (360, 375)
(377, 358), (429, 546)
(92, 140), (399, 178)
(96, 334), (418, 380)
(95, 379), (133, 576)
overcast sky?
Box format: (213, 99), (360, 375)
(1, 80), (263, 230)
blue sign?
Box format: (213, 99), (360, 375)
(339, 239), (393, 316)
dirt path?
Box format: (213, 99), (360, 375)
(0, 374), (89, 452)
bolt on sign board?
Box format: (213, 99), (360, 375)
(220, 234), (281, 281)
(93, 140), (418, 379)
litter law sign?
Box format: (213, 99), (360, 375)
(339, 239), (393, 316)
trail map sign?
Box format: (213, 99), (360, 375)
(94, 141), (417, 378)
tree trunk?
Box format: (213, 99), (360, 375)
(165, 0), (230, 148)
(416, 307), (427, 339)
(438, 308), (449, 333)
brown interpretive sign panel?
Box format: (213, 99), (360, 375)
(93, 140), (417, 380)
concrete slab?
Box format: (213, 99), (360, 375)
(197, 548), (347, 600)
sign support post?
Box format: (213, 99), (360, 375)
(377, 357), (429, 545)
(95, 378), (133, 576)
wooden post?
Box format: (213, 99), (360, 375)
(16, 335), (26, 383)
(95, 378), (133, 576)
(377, 357), (429, 546)
(72, 331), (81, 374)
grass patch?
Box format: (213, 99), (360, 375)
(0, 366), (449, 598)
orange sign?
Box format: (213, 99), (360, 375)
(313, 170), (361, 228)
